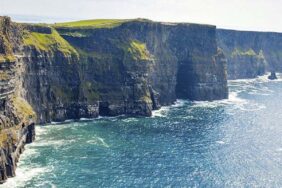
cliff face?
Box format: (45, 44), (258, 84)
(0, 17), (36, 183)
(0, 17), (228, 182)
(19, 20), (228, 123)
(217, 29), (282, 79)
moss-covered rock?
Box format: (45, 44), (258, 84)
(23, 28), (78, 57)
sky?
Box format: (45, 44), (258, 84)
(0, 0), (281, 32)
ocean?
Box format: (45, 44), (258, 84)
(2, 74), (282, 187)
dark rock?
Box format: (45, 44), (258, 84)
(268, 71), (278, 80)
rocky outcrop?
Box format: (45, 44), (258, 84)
(268, 71), (278, 80)
(217, 29), (282, 79)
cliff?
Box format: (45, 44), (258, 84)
(0, 17), (228, 182)
(0, 17), (36, 183)
(19, 19), (228, 123)
(217, 29), (282, 79)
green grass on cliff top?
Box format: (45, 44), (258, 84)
(54, 19), (133, 29)
(23, 29), (78, 57)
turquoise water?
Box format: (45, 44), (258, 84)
(3, 75), (282, 187)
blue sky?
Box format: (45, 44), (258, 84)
(0, 0), (281, 32)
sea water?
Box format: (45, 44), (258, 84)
(2, 74), (282, 187)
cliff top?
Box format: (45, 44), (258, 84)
(52, 18), (215, 29)
(53, 19), (137, 29)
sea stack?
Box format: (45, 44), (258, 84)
(268, 71), (278, 80)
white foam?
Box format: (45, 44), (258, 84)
(229, 72), (282, 85)
(87, 136), (109, 148)
(171, 99), (187, 107)
(32, 140), (69, 148)
(79, 117), (95, 121)
(35, 126), (47, 136)
(3, 167), (50, 188)
(152, 99), (187, 117)
(216, 141), (225, 144)
(122, 118), (138, 123)
(190, 91), (266, 112)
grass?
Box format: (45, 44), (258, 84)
(11, 96), (36, 122)
(231, 48), (257, 57)
(54, 19), (132, 29)
(23, 29), (78, 57)
(0, 128), (20, 147)
(0, 131), (8, 147)
(0, 71), (9, 80)
(0, 54), (16, 63)
(127, 40), (153, 61)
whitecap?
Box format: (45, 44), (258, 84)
(216, 140), (225, 144)
(32, 140), (70, 148)
(229, 72), (282, 85)
(152, 106), (170, 117)
(79, 117), (95, 121)
(171, 99), (187, 107)
(152, 100), (187, 117)
(122, 118), (138, 123)
(35, 126), (47, 136)
(3, 166), (50, 188)
(87, 136), (109, 148)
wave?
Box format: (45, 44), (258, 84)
(152, 99), (187, 117)
(216, 140), (225, 144)
(191, 91), (266, 112)
(87, 136), (110, 148)
(3, 143), (50, 188)
(122, 117), (138, 123)
(32, 140), (70, 148)
(3, 167), (50, 188)
(229, 72), (282, 85)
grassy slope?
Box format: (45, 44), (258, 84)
(127, 40), (153, 61)
(23, 29), (78, 56)
(53, 19), (133, 29)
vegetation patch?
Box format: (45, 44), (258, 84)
(11, 96), (36, 122)
(54, 19), (132, 29)
(0, 54), (16, 63)
(231, 48), (257, 57)
(0, 71), (9, 80)
(23, 29), (78, 57)
(126, 40), (153, 61)
(141, 95), (152, 103)
(0, 128), (20, 147)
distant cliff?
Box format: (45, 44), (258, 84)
(18, 19), (228, 123)
(217, 29), (282, 79)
